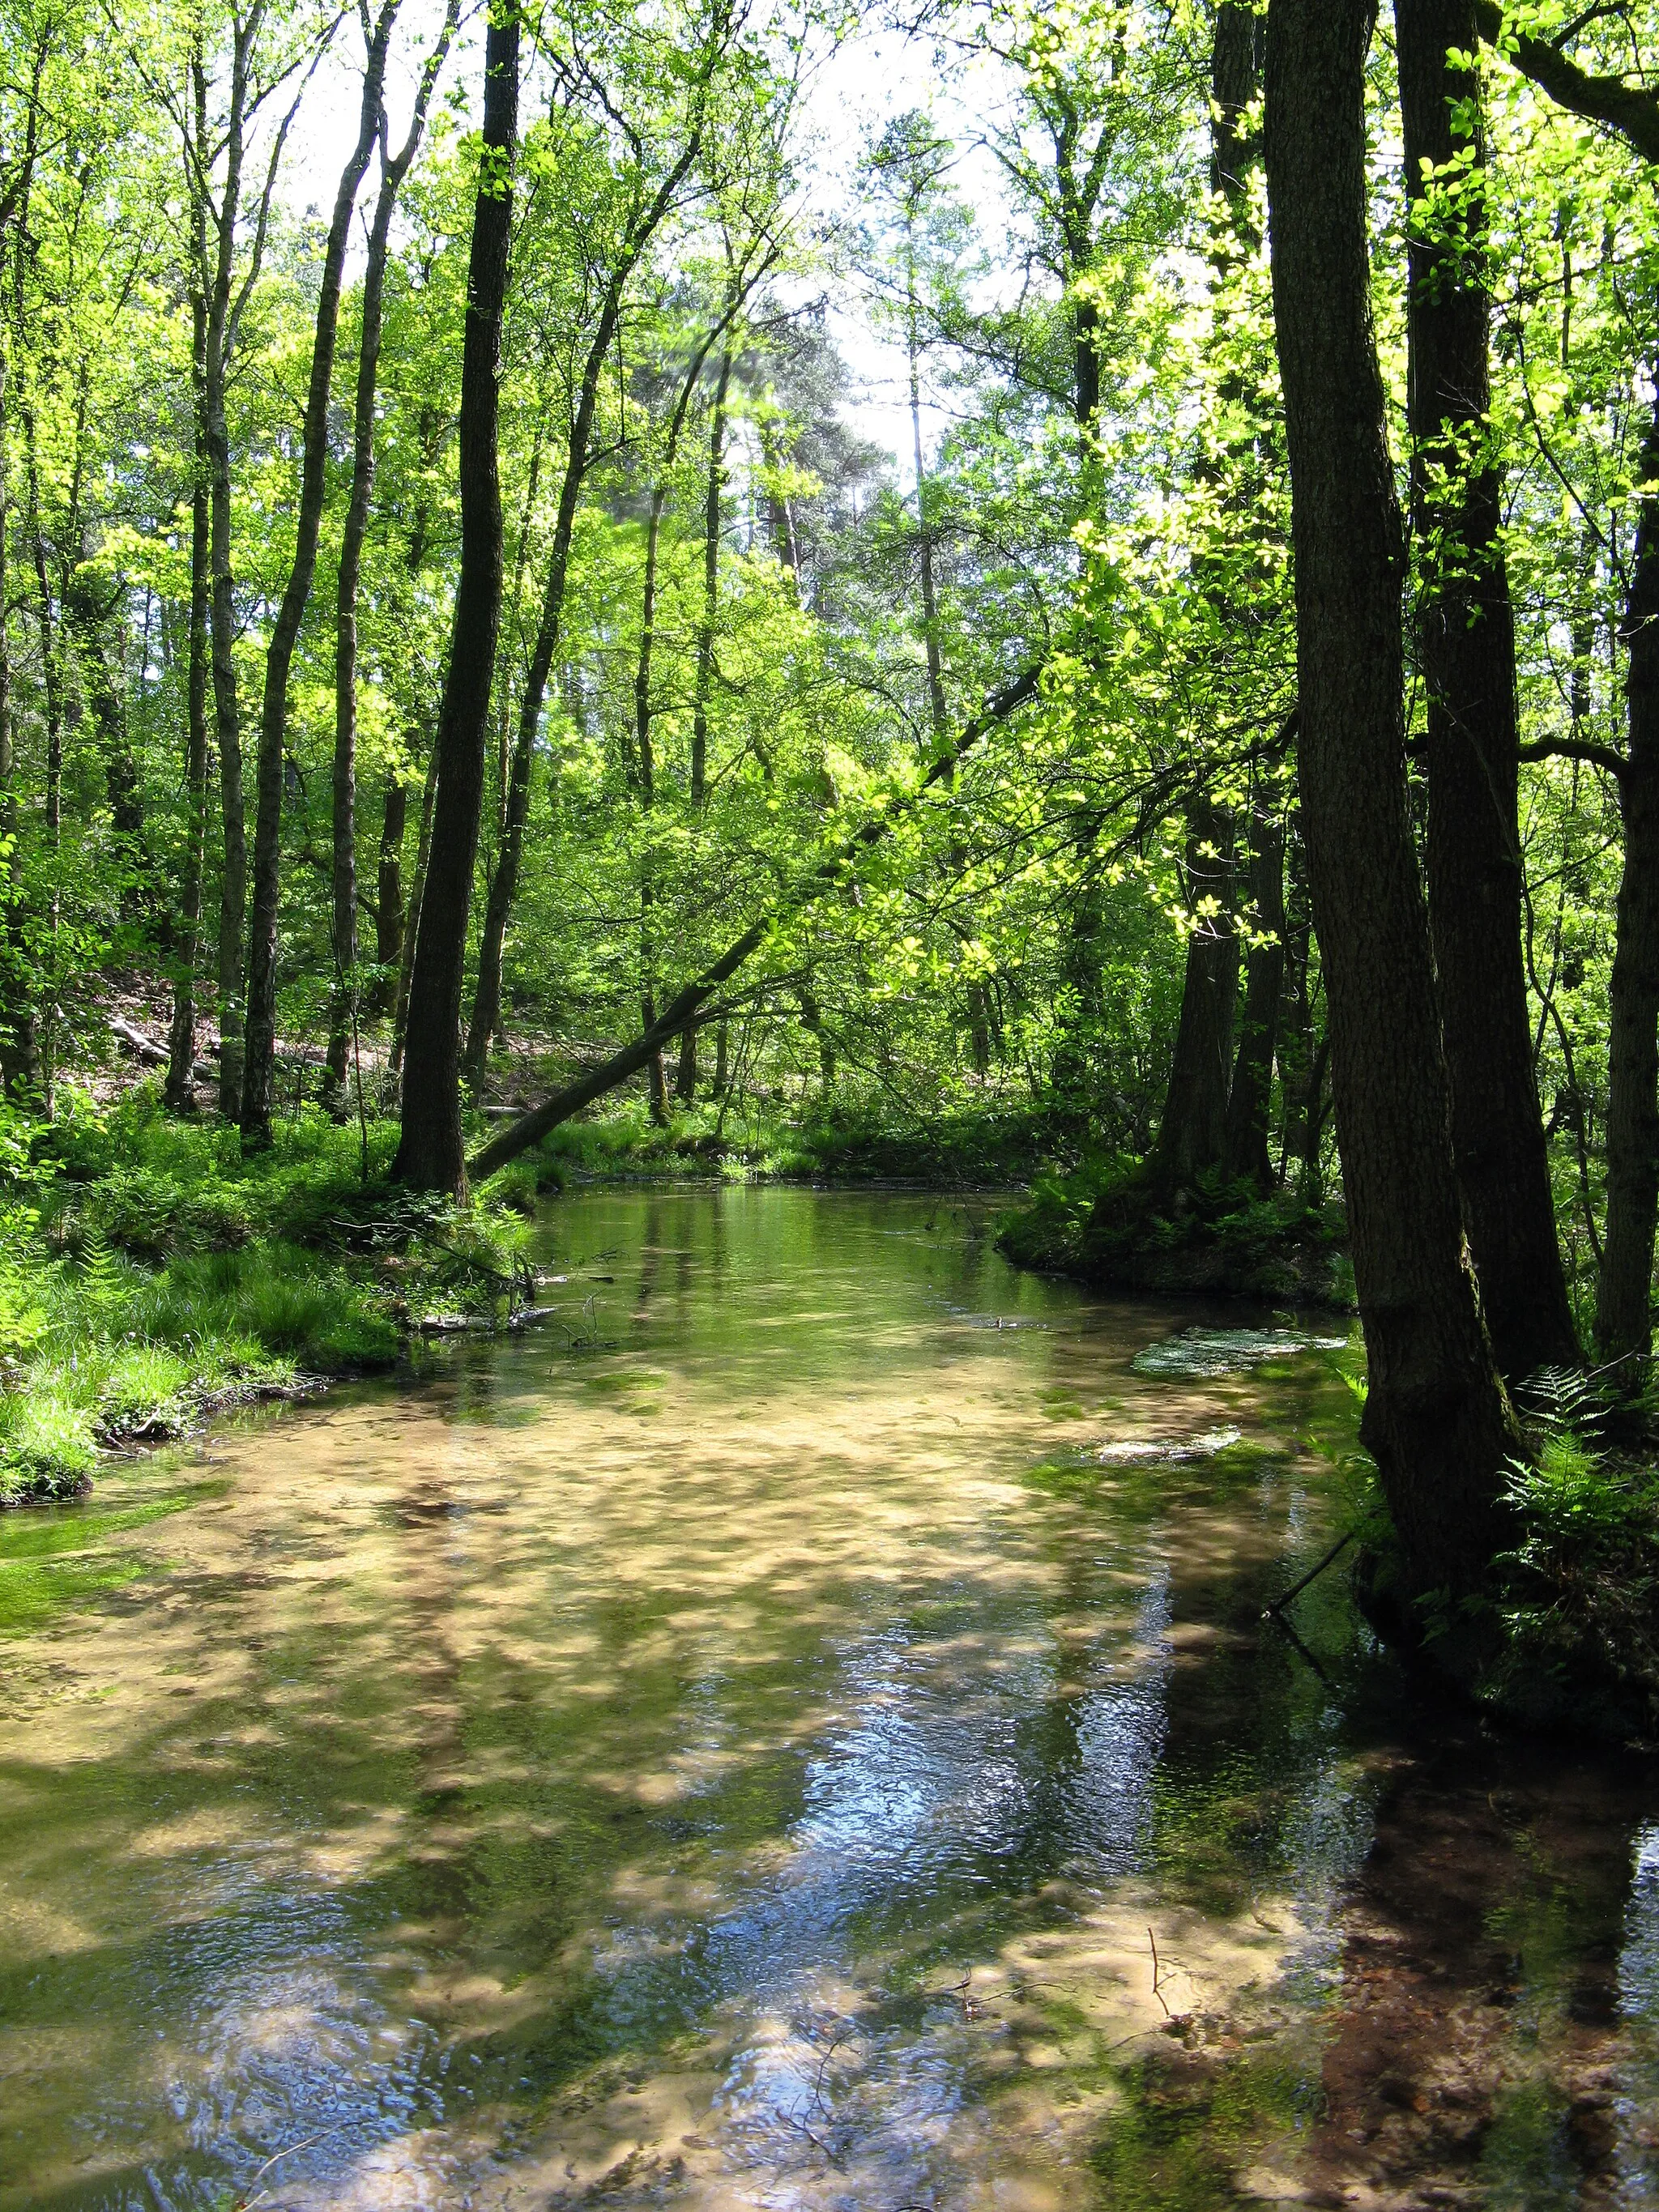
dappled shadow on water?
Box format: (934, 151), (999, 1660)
(0, 1189), (1653, 2210)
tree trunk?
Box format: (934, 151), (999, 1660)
(390, 735), (438, 1073)
(63, 565), (144, 872)
(392, 7), (518, 1193)
(466, 667), (1042, 1182)
(463, 125), (711, 1085)
(372, 777), (407, 1013)
(167, 268), (211, 1112)
(1397, 0), (1578, 1380)
(328, 0), (456, 1096)
(1147, 4), (1265, 1192)
(673, 343), (735, 1107)
(1224, 783), (1286, 1188)
(1264, 0), (1518, 1600)
(0, 342), (33, 1098)
(1596, 384), (1659, 1365)
(1147, 800), (1238, 1194)
(242, 6), (396, 1147)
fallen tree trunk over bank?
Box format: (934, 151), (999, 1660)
(466, 664), (1044, 1183)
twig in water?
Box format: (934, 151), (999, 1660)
(1149, 1925), (1171, 2018)
(778, 2101), (846, 2170)
(1264, 1603), (1334, 1686)
(237, 2124), (351, 2210)
(1263, 1528), (1355, 1619)
(811, 2026), (856, 2112)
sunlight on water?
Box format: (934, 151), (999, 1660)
(0, 1189), (1653, 2210)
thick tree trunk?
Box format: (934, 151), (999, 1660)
(1224, 785), (1285, 1188)
(463, 124), (711, 1085)
(1397, 0), (1578, 1380)
(167, 279), (211, 1112)
(242, 7), (395, 1147)
(1147, 4), (1265, 1191)
(1147, 801), (1238, 1193)
(1264, 0), (1518, 1600)
(1596, 386), (1659, 1365)
(392, 8), (518, 1192)
(327, 2), (454, 1097)
(390, 736), (438, 1073)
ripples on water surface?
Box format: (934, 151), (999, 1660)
(1, 1187), (1656, 2210)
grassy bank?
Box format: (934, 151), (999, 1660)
(485, 1093), (1053, 1199)
(0, 1089), (530, 1507)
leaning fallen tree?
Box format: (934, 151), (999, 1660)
(466, 664), (1045, 1182)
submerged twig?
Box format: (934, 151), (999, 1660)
(1263, 1528), (1355, 1618)
(1149, 1924), (1171, 2017)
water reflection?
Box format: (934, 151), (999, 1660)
(0, 1187), (1652, 2210)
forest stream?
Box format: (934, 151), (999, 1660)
(2, 1187), (1657, 2212)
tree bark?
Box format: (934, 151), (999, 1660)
(0, 340), (33, 1098)
(390, 733), (438, 1072)
(242, 3), (397, 1146)
(1148, 800), (1238, 1193)
(1264, 0), (1519, 1600)
(1224, 780), (1286, 1188)
(1397, 0), (1578, 1380)
(1596, 385), (1659, 1364)
(392, 6), (518, 1192)
(372, 776), (407, 1012)
(1147, 5), (1266, 1191)
(463, 134), (709, 1090)
(167, 255), (212, 1113)
(327, 0), (456, 1098)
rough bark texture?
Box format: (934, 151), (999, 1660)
(242, 7), (394, 1146)
(1397, 0), (1578, 1379)
(1596, 387), (1659, 1363)
(390, 737), (438, 1072)
(1148, 801), (1239, 1194)
(166, 275), (211, 1112)
(1265, 0), (1518, 1598)
(392, 11), (517, 1192)
(1224, 785), (1286, 1189)
(372, 777), (407, 1011)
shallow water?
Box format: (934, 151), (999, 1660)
(0, 1187), (1655, 2211)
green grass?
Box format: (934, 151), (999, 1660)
(0, 1087), (531, 1507)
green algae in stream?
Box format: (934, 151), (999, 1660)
(1023, 1433), (1280, 1501)
(0, 1478), (227, 1634)
(1089, 2041), (1316, 2212)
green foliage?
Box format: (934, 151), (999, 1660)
(1486, 1409), (1659, 1728)
(1000, 1161), (1351, 1304)
(0, 1102), (535, 1504)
